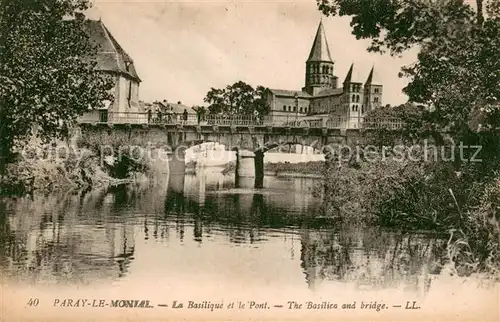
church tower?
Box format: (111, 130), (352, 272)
(363, 66), (383, 114)
(302, 20), (338, 96)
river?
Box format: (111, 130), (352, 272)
(0, 171), (497, 320)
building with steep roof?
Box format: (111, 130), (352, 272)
(78, 19), (143, 123)
(266, 20), (384, 128)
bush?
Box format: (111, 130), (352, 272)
(265, 161), (325, 175)
(320, 143), (500, 277)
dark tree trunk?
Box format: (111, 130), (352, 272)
(477, 0), (484, 26)
(0, 141), (10, 179)
(0, 109), (6, 179)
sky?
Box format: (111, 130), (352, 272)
(87, 0), (419, 107)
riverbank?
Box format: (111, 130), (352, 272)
(0, 136), (166, 196)
(319, 143), (500, 279)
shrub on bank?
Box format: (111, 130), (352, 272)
(265, 161), (324, 175)
(0, 134), (159, 195)
(220, 161), (325, 175)
(320, 144), (500, 277)
(0, 145), (108, 195)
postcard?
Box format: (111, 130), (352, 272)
(1, 0), (499, 321)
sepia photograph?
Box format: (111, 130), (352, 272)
(0, 0), (499, 321)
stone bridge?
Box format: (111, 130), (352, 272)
(77, 119), (397, 191)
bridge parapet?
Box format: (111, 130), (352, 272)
(78, 112), (404, 130)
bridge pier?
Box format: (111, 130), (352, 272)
(234, 149), (265, 189)
(254, 150), (264, 189)
(167, 146), (187, 194)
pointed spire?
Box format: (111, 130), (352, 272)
(344, 63), (354, 84)
(366, 65), (374, 85)
(365, 65), (380, 85)
(307, 20), (333, 62)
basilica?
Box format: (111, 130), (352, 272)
(266, 20), (383, 128)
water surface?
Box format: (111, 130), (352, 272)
(0, 171), (449, 298)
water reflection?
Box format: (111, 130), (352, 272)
(0, 171), (447, 294)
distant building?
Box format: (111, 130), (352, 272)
(78, 19), (142, 123)
(141, 100), (197, 124)
(266, 21), (384, 128)
(153, 100), (196, 116)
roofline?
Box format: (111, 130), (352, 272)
(306, 60), (335, 64)
(312, 92), (344, 98)
(96, 69), (142, 82)
(274, 94), (311, 99)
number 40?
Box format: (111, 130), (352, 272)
(27, 298), (39, 307)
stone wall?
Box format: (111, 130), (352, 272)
(76, 123), (372, 153)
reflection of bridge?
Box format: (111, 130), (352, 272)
(78, 112), (403, 190)
(162, 174), (443, 294)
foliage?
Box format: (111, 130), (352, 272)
(317, 0), (500, 136)
(316, 0), (499, 54)
(77, 135), (149, 180)
(319, 142), (500, 277)
(365, 103), (452, 146)
(401, 17), (500, 136)
(0, 142), (107, 195)
(265, 161), (325, 175)
(204, 81), (270, 116)
(0, 0), (114, 175)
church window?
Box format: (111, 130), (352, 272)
(374, 88), (380, 94)
(283, 106), (286, 111)
(374, 97), (379, 103)
(293, 106), (297, 112)
(356, 95), (360, 103)
(300, 107), (303, 113)
(288, 106), (291, 112)
(352, 94), (356, 102)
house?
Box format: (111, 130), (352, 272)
(147, 100), (197, 123)
(78, 19), (143, 124)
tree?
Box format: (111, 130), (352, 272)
(317, 0), (499, 55)
(0, 0), (114, 176)
(204, 81), (270, 116)
(317, 0), (500, 136)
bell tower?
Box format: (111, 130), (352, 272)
(302, 20), (338, 96)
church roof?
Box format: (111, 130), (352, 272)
(156, 101), (196, 114)
(314, 88), (344, 98)
(307, 20), (333, 63)
(365, 66), (382, 85)
(343, 63), (364, 84)
(84, 20), (141, 82)
(269, 89), (312, 98)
